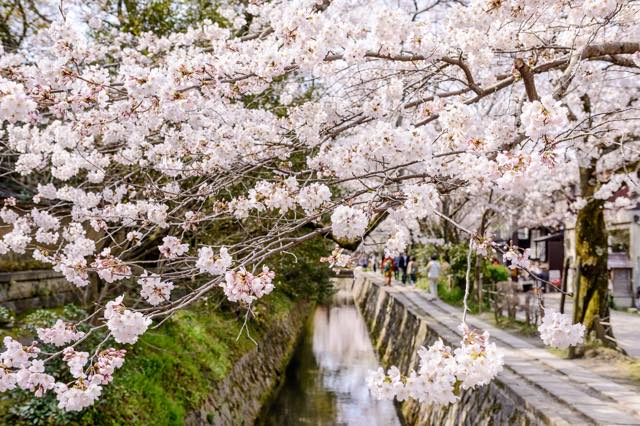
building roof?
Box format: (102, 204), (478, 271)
(533, 232), (564, 242)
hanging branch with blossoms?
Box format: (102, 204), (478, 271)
(0, 0), (638, 411)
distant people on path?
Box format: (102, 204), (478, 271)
(426, 255), (441, 299)
(537, 265), (550, 292)
(510, 266), (519, 283)
(407, 256), (417, 287)
(370, 254), (379, 272)
(400, 253), (410, 284)
(525, 261), (549, 292)
(381, 256), (394, 286)
(393, 255), (402, 280)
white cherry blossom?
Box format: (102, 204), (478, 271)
(539, 311), (586, 349)
(196, 246), (232, 276)
(37, 320), (85, 347)
(138, 272), (174, 306)
(331, 206), (368, 241)
(104, 296), (151, 344)
(158, 236), (189, 259)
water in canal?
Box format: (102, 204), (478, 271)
(260, 290), (401, 426)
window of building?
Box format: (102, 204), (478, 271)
(530, 229), (541, 259)
(536, 241), (547, 262)
(517, 228), (529, 240)
(609, 228), (630, 253)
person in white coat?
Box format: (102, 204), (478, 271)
(426, 255), (441, 299)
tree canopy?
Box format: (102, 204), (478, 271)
(0, 0), (639, 411)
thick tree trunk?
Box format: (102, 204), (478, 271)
(574, 165), (615, 347)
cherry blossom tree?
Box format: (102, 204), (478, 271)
(1, 0), (638, 410)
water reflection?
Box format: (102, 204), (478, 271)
(260, 290), (401, 426)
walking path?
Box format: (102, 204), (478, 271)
(543, 293), (640, 357)
(375, 275), (640, 425)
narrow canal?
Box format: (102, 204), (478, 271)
(260, 289), (401, 425)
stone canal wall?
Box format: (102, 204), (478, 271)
(0, 270), (80, 313)
(344, 271), (586, 426)
(186, 300), (309, 426)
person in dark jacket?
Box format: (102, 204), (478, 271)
(400, 253), (410, 284)
(393, 256), (400, 279)
(407, 256), (418, 286)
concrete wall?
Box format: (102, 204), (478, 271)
(0, 270), (79, 313)
(345, 273), (547, 426)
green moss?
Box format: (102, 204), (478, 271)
(574, 166), (612, 346)
(76, 294), (292, 426)
(1, 291), (295, 426)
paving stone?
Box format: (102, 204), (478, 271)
(570, 404), (640, 425)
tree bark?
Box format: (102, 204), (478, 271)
(574, 165), (615, 347)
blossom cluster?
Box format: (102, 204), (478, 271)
(297, 183), (333, 214)
(471, 236), (495, 258)
(367, 325), (504, 403)
(222, 266), (276, 304)
(196, 246), (233, 276)
(0, 337), (51, 395)
(138, 273), (175, 306)
(92, 249), (132, 283)
(229, 180), (332, 219)
(104, 296), (152, 344)
(0, 78), (36, 123)
(538, 311), (586, 349)
(520, 96), (568, 141)
(503, 248), (531, 270)
(384, 227), (411, 257)
(55, 348), (126, 411)
(320, 246), (351, 268)
(159, 236), (189, 259)
(0, 336), (121, 412)
(36, 320), (85, 347)
(330, 206), (369, 241)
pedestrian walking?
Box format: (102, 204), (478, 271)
(407, 256), (417, 286)
(381, 256), (394, 286)
(393, 255), (402, 280)
(401, 253), (410, 284)
(426, 255), (441, 299)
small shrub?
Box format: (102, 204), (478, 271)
(0, 306), (15, 326)
(437, 282), (464, 305)
(484, 264), (509, 283)
(22, 310), (58, 334)
(62, 304), (88, 321)
(7, 392), (78, 426)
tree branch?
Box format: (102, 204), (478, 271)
(514, 58), (540, 101)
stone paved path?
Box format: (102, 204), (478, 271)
(376, 275), (640, 425)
